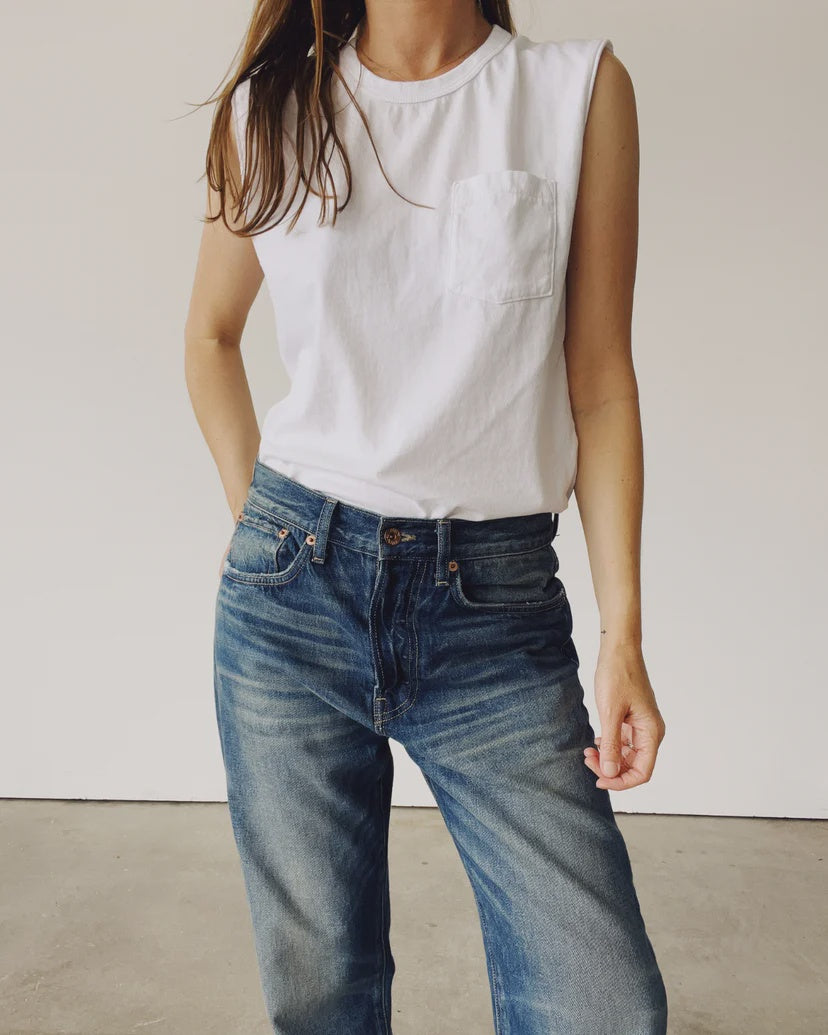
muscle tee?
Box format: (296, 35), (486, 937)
(230, 23), (614, 520)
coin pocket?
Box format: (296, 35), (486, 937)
(448, 544), (568, 614)
(223, 502), (313, 585)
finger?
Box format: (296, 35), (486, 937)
(597, 712), (626, 778)
(595, 742), (658, 789)
(595, 769), (645, 790)
(594, 726), (634, 742)
(627, 736), (657, 783)
(583, 741), (635, 776)
(584, 742), (634, 759)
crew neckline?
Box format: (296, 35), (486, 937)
(338, 22), (514, 103)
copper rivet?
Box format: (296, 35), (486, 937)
(278, 528), (288, 538)
(448, 560), (458, 571)
(306, 533), (316, 544)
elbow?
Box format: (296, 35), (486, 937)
(568, 361), (640, 421)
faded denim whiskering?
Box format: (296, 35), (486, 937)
(213, 458), (668, 1035)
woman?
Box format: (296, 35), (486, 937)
(185, 1), (669, 1032)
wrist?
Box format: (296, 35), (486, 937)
(598, 626), (642, 653)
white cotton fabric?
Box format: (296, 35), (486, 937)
(230, 23), (613, 520)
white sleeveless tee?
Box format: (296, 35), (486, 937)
(230, 23), (613, 520)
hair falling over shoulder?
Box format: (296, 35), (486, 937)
(198, 0), (514, 237)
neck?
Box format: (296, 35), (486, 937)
(356, 1), (492, 81)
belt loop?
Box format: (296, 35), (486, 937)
(551, 512), (559, 542)
(435, 518), (451, 586)
(311, 497), (338, 564)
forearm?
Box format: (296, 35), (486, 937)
(184, 335), (260, 519)
(571, 390), (644, 651)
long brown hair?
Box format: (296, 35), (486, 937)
(201, 1), (514, 237)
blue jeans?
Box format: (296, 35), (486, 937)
(213, 458), (668, 1034)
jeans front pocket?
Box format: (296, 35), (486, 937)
(223, 498), (314, 586)
(446, 169), (557, 304)
(448, 543), (569, 615)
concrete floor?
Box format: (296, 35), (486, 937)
(0, 801), (825, 1034)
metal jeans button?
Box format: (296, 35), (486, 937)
(383, 527), (402, 546)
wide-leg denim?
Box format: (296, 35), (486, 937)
(213, 458), (668, 1035)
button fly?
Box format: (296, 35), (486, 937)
(383, 527), (402, 546)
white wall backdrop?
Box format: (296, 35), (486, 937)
(1, 1), (825, 818)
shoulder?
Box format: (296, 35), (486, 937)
(524, 35), (635, 127)
(575, 42), (638, 221)
(512, 34), (628, 85)
(584, 42), (637, 146)
(505, 34), (631, 115)
(589, 41), (634, 105)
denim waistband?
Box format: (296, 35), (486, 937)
(246, 459), (559, 565)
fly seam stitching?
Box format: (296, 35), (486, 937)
(369, 559), (388, 730)
(380, 559), (425, 722)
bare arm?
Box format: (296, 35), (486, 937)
(564, 48), (666, 788)
(184, 110), (264, 522)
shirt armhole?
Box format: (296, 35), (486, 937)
(586, 38), (614, 119)
(229, 77), (251, 183)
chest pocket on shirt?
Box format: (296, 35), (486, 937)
(446, 170), (557, 305)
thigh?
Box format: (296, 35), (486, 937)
(213, 576), (395, 1035)
(400, 604), (668, 1034)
